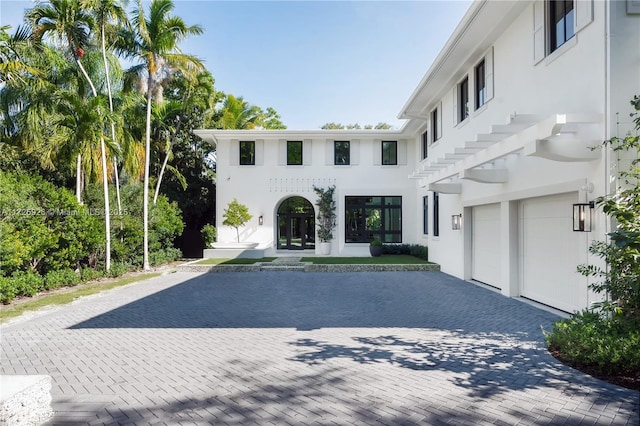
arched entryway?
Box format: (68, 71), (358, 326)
(277, 197), (315, 250)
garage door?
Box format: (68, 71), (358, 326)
(520, 192), (584, 312)
(472, 203), (501, 289)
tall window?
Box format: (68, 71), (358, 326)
(475, 59), (486, 110)
(345, 196), (402, 243)
(431, 108), (440, 143)
(382, 141), (397, 165)
(458, 76), (469, 122)
(287, 141), (303, 165)
(239, 141), (255, 165)
(549, 0), (575, 52)
(421, 131), (428, 160)
(334, 141), (350, 165)
(423, 196), (429, 235)
(433, 192), (440, 237)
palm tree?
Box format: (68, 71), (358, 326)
(219, 94), (262, 130)
(117, 0), (203, 270)
(27, 0), (114, 271)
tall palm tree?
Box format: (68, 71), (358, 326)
(117, 0), (203, 270)
(27, 0), (114, 271)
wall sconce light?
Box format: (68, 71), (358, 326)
(451, 214), (462, 230)
(258, 215), (264, 226)
(573, 202), (594, 232)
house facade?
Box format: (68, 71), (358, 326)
(195, 0), (640, 313)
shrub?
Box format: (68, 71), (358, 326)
(107, 262), (133, 278)
(546, 311), (640, 375)
(382, 244), (428, 260)
(200, 224), (217, 248)
(11, 271), (44, 297)
(44, 268), (81, 290)
(0, 276), (18, 304)
(80, 267), (104, 282)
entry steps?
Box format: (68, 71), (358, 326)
(260, 257), (309, 272)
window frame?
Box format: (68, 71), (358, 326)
(381, 140), (398, 165)
(423, 196), (429, 235)
(458, 76), (469, 123)
(421, 131), (428, 160)
(344, 196), (402, 243)
(286, 140), (303, 165)
(474, 59), (486, 110)
(239, 140), (255, 166)
(334, 140), (350, 165)
(431, 108), (440, 143)
(433, 192), (440, 237)
(548, 0), (575, 54)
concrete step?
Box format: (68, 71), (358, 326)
(0, 375), (53, 426)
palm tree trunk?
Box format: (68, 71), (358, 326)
(153, 117), (182, 205)
(143, 78), (152, 271)
(76, 154), (82, 204)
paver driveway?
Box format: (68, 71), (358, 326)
(1, 270), (638, 425)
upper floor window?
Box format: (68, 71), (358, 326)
(457, 76), (469, 123)
(287, 141), (303, 165)
(549, 0), (575, 52)
(431, 107), (441, 143)
(475, 60), (486, 110)
(382, 141), (397, 165)
(421, 131), (428, 160)
(239, 141), (255, 165)
(334, 141), (350, 165)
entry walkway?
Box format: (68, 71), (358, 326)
(1, 271), (638, 425)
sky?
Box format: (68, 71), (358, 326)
(1, 0), (472, 130)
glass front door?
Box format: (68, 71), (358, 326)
(277, 197), (315, 250)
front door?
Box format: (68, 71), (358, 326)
(277, 197), (315, 250)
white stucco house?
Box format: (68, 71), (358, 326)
(195, 0), (640, 313)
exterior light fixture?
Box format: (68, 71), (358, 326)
(258, 215), (264, 226)
(451, 214), (462, 230)
(573, 202), (594, 232)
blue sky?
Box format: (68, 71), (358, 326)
(1, 1), (472, 129)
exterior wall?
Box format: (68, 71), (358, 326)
(214, 135), (417, 256)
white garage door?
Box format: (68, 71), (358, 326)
(472, 203), (501, 289)
(520, 192), (584, 312)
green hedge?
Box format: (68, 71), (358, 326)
(382, 244), (429, 261)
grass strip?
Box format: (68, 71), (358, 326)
(0, 272), (162, 323)
(194, 257), (276, 265)
(302, 255), (431, 265)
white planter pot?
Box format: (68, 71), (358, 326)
(319, 242), (331, 255)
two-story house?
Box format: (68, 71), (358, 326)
(195, 0), (640, 313)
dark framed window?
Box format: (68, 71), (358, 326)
(421, 131), (428, 160)
(433, 192), (440, 237)
(458, 76), (469, 122)
(239, 141), (255, 165)
(345, 196), (402, 243)
(382, 141), (397, 165)
(549, 0), (575, 53)
(334, 141), (350, 165)
(475, 59), (486, 110)
(431, 108), (440, 143)
(287, 140), (303, 165)
(423, 196), (429, 235)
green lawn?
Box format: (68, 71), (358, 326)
(302, 255), (431, 264)
(0, 273), (161, 323)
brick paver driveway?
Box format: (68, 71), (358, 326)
(1, 271), (638, 425)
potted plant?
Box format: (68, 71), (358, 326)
(369, 239), (383, 257)
(313, 185), (336, 255)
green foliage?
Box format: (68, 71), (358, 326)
(200, 224), (217, 248)
(0, 276), (18, 304)
(222, 199), (252, 243)
(80, 267), (104, 282)
(10, 271), (44, 298)
(381, 244), (429, 261)
(546, 311), (640, 375)
(370, 239), (383, 247)
(44, 268), (81, 290)
(313, 185), (336, 242)
(578, 96), (640, 320)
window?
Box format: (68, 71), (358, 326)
(423, 196), (429, 235)
(458, 76), (469, 122)
(431, 108), (440, 143)
(334, 141), (350, 165)
(345, 196), (402, 243)
(475, 60), (486, 110)
(549, 0), (575, 53)
(382, 141), (397, 165)
(287, 141), (303, 165)
(421, 131), (428, 160)
(433, 192), (439, 237)
(239, 141), (255, 165)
